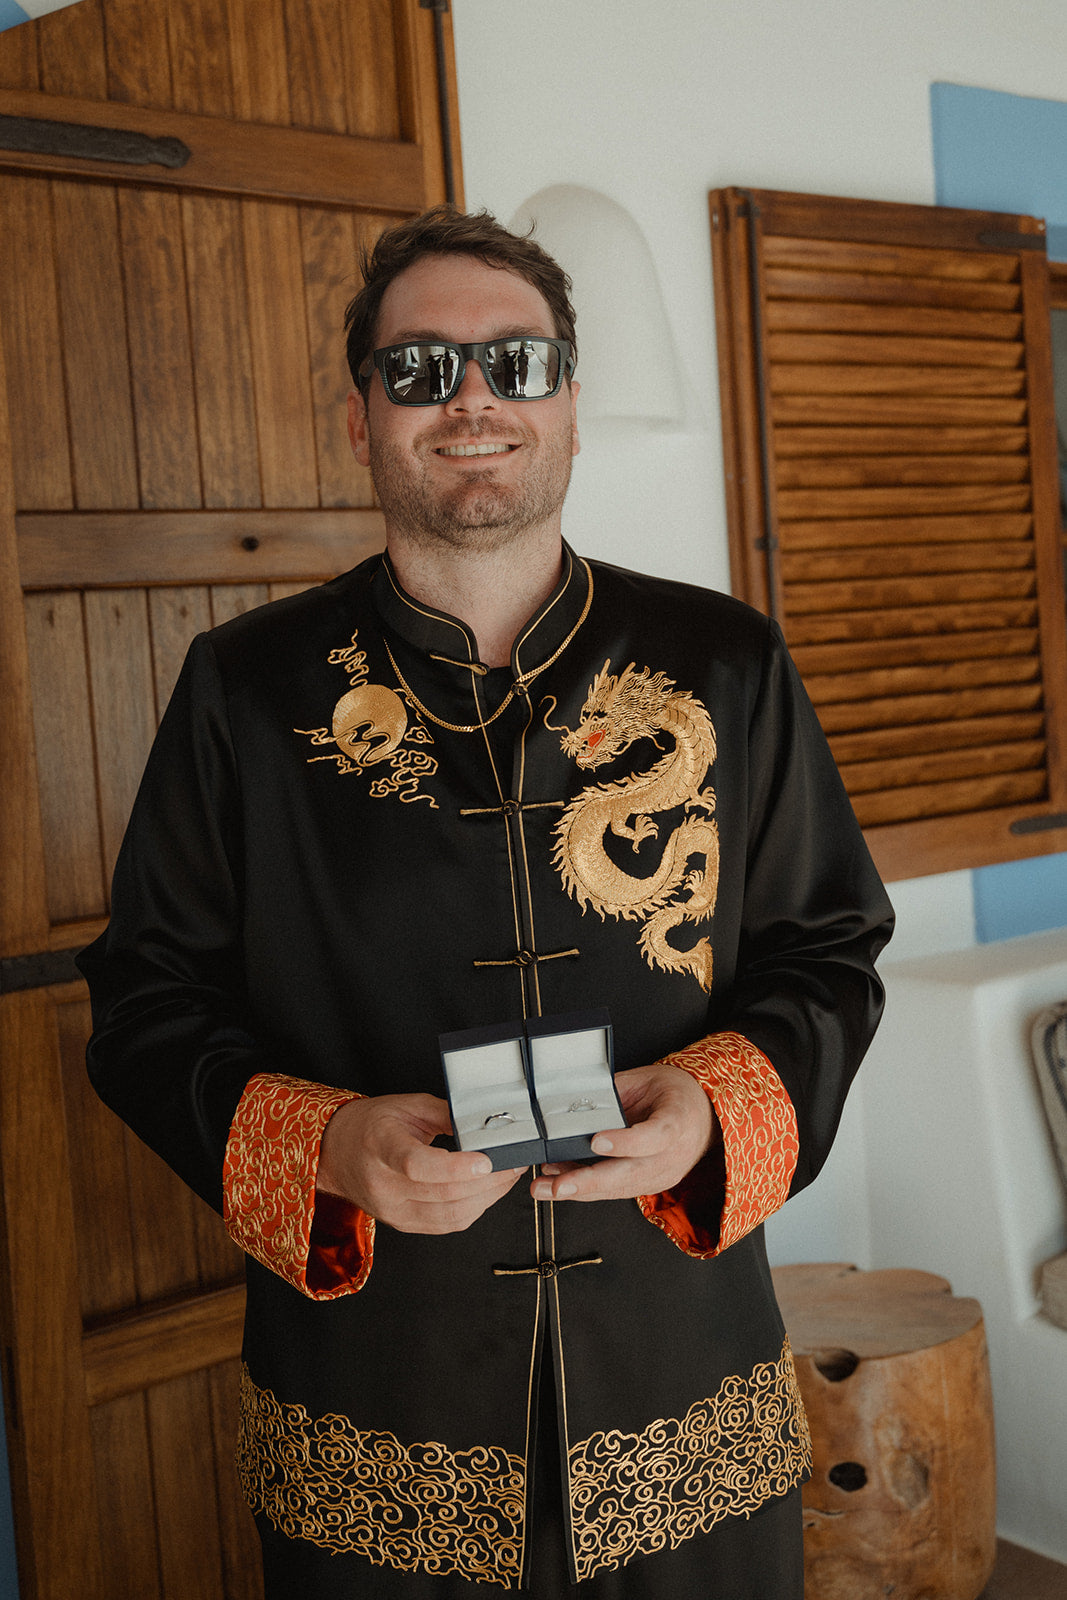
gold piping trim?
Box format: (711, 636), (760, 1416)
(383, 561), (475, 655)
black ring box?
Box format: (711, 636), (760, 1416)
(439, 1008), (626, 1171)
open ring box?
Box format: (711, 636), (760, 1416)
(439, 1008), (627, 1171)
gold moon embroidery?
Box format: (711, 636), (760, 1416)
(332, 682), (408, 767)
(552, 661), (718, 989)
(296, 632), (439, 806)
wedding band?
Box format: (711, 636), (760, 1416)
(483, 1111), (515, 1128)
(567, 1098), (598, 1113)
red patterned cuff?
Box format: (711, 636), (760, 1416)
(637, 1032), (799, 1259)
(223, 1073), (375, 1299)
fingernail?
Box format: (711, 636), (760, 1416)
(532, 1182), (551, 1200)
(541, 1164), (561, 1176)
(591, 1136), (613, 1154)
(471, 1157), (492, 1176)
(556, 1181), (577, 1197)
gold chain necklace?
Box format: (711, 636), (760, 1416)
(385, 640), (518, 732)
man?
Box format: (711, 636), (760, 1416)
(79, 207), (893, 1598)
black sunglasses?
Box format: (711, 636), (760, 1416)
(359, 337), (575, 406)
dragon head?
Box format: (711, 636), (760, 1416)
(560, 660), (676, 769)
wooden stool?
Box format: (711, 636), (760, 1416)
(772, 1264), (996, 1600)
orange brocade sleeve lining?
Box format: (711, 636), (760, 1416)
(637, 1032), (800, 1259)
(223, 1072), (375, 1299)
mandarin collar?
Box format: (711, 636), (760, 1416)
(370, 542), (592, 678)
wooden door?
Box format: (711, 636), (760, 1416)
(0, 4), (462, 1595)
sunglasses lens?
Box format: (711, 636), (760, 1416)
(382, 344), (460, 404)
(485, 339), (562, 399)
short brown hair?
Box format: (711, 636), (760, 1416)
(344, 205), (577, 391)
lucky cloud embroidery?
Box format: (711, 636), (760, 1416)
(295, 633), (439, 807)
(552, 661), (719, 990)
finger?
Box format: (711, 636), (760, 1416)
(531, 1158), (648, 1203)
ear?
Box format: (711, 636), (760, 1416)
(569, 379), (581, 457)
(347, 389), (371, 468)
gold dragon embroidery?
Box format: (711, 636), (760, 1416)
(552, 661), (718, 989)
(295, 632), (439, 807)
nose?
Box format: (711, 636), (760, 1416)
(444, 353), (497, 416)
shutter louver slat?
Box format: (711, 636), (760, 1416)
(711, 188), (1067, 877)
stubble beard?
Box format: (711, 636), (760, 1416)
(367, 413), (575, 555)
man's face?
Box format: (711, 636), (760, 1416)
(347, 253), (580, 553)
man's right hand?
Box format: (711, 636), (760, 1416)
(315, 1092), (526, 1234)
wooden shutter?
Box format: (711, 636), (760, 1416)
(0, 3), (460, 1596)
(710, 187), (1067, 882)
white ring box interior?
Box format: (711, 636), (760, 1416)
(440, 1009), (626, 1170)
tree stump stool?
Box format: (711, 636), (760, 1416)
(771, 1263), (996, 1600)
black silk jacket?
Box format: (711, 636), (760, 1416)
(79, 547), (893, 1590)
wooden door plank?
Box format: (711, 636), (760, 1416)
(23, 591), (108, 925)
(346, 0), (402, 139)
(90, 1391), (162, 1598)
(777, 484), (1031, 519)
(119, 187), (203, 510)
(57, 992), (139, 1320)
(182, 194), (261, 509)
(782, 545), (1034, 582)
(125, 1126), (202, 1304)
(243, 200), (320, 508)
(169, 0), (233, 117)
(774, 425), (1029, 457)
(149, 586), (213, 714)
(0, 295), (52, 956)
(18, 507), (385, 586)
(284, 0), (349, 133)
(805, 658), (1040, 704)
(0, 12), (39, 88)
(792, 628), (1040, 675)
(764, 264), (1022, 311)
(101, 0), (174, 108)
(83, 1284), (245, 1406)
(226, 0), (290, 124)
(52, 180), (140, 511)
(209, 1359), (264, 1600)
(771, 393), (1028, 425)
(37, 0), (107, 99)
(300, 205), (371, 507)
(769, 362), (1026, 396)
(776, 454), (1030, 490)
(783, 598), (1039, 646)
(210, 584), (270, 625)
(829, 714), (1046, 763)
(816, 683), (1043, 735)
(766, 299), (1022, 339)
(0, 87), (427, 212)
(149, 1370), (226, 1600)
(82, 587), (159, 878)
(0, 175), (73, 510)
(761, 228), (1024, 281)
(0, 988), (105, 1599)
(852, 771), (1047, 828)
(784, 514), (1033, 548)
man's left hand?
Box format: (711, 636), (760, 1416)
(530, 1063), (716, 1202)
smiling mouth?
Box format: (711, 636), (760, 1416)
(435, 442), (518, 458)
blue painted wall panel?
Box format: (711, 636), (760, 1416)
(932, 82), (1067, 940)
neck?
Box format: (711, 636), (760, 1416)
(385, 529), (565, 667)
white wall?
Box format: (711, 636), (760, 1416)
(453, 0), (1067, 1559)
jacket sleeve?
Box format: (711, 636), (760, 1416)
(78, 634), (373, 1299)
(637, 619), (894, 1257)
